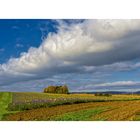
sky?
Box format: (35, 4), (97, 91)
(0, 19), (140, 92)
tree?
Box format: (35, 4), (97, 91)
(62, 85), (69, 94)
(44, 86), (56, 93)
(43, 85), (69, 94)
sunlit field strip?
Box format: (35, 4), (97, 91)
(50, 107), (111, 121)
(4, 100), (140, 121)
(12, 92), (140, 103)
(0, 92), (12, 120)
(3, 92), (140, 121)
(92, 100), (140, 121)
(0, 92), (4, 100)
(7, 92), (140, 112)
(3, 102), (114, 120)
(127, 111), (140, 121)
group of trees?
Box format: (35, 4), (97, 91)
(94, 93), (112, 97)
(44, 85), (69, 94)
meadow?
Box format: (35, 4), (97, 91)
(1, 92), (140, 121)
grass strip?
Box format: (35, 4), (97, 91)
(0, 92), (12, 120)
(51, 107), (110, 121)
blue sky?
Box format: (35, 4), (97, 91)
(0, 19), (58, 63)
(0, 19), (140, 92)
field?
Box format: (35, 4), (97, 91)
(1, 92), (140, 121)
(0, 92), (15, 120)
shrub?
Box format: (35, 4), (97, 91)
(95, 93), (112, 97)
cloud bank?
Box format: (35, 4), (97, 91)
(1, 19), (140, 91)
(81, 81), (140, 91)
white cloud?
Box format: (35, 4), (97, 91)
(84, 20), (140, 40)
(95, 81), (138, 87)
(79, 81), (140, 91)
(1, 19), (140, 88)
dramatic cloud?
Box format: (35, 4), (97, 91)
(1, 19), (140, 91)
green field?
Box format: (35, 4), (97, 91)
(0, 92), (12, 120)
(1, 92), (140, 121)
(51, 107), (110, 121)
